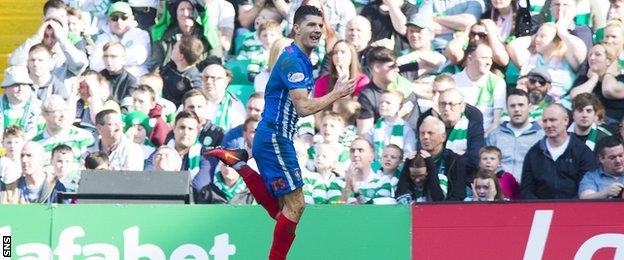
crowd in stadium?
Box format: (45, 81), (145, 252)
(0, 0), (623, 204)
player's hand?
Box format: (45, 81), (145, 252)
(333, 73), (356, 98)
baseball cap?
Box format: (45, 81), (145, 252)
(1, 66), (33, 88)
(108, 2), (133, 16)
(405, 15), (430, 29)
(527, 67), (552, 83)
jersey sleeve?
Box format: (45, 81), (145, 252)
(276, 55), (310, 91)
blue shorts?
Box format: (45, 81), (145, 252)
(252, 129), (304, 197)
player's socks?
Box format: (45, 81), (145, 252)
(237, 165), (280, 219)
(269, 214), (298, 260)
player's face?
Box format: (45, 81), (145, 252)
(293, 15), (323, 51)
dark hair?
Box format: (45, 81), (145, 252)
(572, 92), (602, 112)
(95, 109), (119, 126)
(293, 5), (323, 25)
(43, 0), (66, 15)
(596, 136), (623, 157)
(243, 115), (260, 132)
(175, 110), (200, 126)
(366, 46), (396, 68)
(133, 84), (156, 102)
(406, 153), (427, 169)
(51, 144), (74, 158)
(3, 125), (24, 138)
(474, 169), (505, 201)
(507, 88), (529, 101)
(178, 35), (204, 65)
(84, 152), (110, 169)
(29, 43), (52, 57)
(479, 146), (502, 160)
(182, 89), (207, 106)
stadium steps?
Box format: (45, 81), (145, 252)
(0, 0), (46, 84)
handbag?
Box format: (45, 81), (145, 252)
(515, 0), (533, 37)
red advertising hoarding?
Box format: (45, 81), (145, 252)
(412, 201), (624, 260)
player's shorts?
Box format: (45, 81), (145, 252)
(252, 129), (304, 197)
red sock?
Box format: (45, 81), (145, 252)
(269, 214), (298, 260)
(237, 165), (280, 219)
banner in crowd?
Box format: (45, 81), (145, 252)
(0, 205), (411, 259)
(411, 201), (624, 260)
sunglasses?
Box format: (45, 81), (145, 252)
(528, 77), (547, 86)
(110, 14), (129, 22)
(470, 31), (488, 38)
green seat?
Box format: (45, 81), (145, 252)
(224, 59), (252, 85)
(233, 31), (254, 56)
(227, 84), (255, 105)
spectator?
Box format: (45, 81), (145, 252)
(65, 7), (90, 52)
(286, 0), (355, 41)
(601, 20), (624, 67)
(204, 0), (236, 53)
(139, 73), (177, 123)
(239, 8), (283, 60)
(416, 0), (485, 51)
(122, 111), (155, 160)
(238, 2), (285, 32)
(609, 0), (624, 21)
(239, 20), (283, 82)
(9, 0), (88, 80)
(32, 95), (95, 161)
(367, 90), (416, 168)
(148, 111), (218, 195)
(357, 47), (422, 135)
(417, 116), (467, 201)
(89, 2), (151, 78)
(315, 41), (369, 98)
(579, 136), (624, 199)
(254, 37), (294, 92)
(74, 70), (120, 127)
(465, 169), (505, 201)
(100, 41), (138, 103)
(507, 22), (587, 107)
(0, 126), (26, 204)
(547, 0), (594, 53)
(568, 93), (613, 151)
(159, 35), (204, 108)
(397, 17), (446, 79)
(88, 109), (144, 171)
(478, 146), (520, 200)
(377, 144), (403, 195)
(483, 0), (534, 43)
(309, 112), (350, 174)
(17, 142), (65, 204)
(212, 162), (254, 204)
(331, 97), (360, 147)
(168, 89), (225, 148)
(127, 0), (158, 31)
(446, 20), (510, 73)
(302, 143), (345, 204)
(222, 92), (265, 151)
(0, 66), (42, 140)
(341, 137), (393, 204)
(571, 43), (624, 124)
(360, 0), (417, 53)
(520, 104), (598, 199)
(396, 150), (448, 203)
(27, 44), (70, 101)
(84, 152), (110, 170)
(50, 144), (79, 192)
(152, 146), (183, 172)
(418, 88), (485, 173)
(452, 44), (507, 133)
(150, 0), (223, 71)
(344, 16), (372, 70)
(202, 64), (246, 131)
(129, 85), (171, 147)
(503, 67), (554, 123)
(487, 89), (545, 182)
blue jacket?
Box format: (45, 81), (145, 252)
(520, 135), (598, 199)
(486, 121), (545, 182)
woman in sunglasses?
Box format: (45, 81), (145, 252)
(445, 20), (509, 75)
(508, 22), (587, 106)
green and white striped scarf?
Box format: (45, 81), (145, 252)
(445, 114), (469, 155)
(372, 118), (405, 164)
(568, 123), (613, 151)
(214, 93), (233, 130)
(213, 172), (247, 201)
(166, 139), (202, 179)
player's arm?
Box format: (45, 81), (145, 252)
(290, 74), (355, 117)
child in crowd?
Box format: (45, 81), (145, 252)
(84, 152), (110, 170)
(332, 98), (360, 147)
(50, 145), (79, 192)
(239, 20), (283, 82)
(466, 170), (505, 202)
(0, 126), (26, 203)
(377, 144), (403, 196)
(123, 111), (155, 160)
(213, 162), (252, 204)
(139, 73), (177, 123)
(368, 90), (416, 170)
(309, 112), (350, 175)
(478, 146), (519, 200)
(302, 143), (345, 204)
(129, 85), (170, 147)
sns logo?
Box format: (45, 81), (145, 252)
(0, 226), (236, 259)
